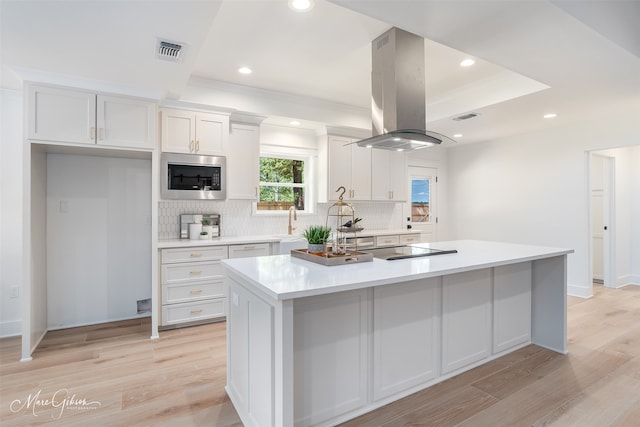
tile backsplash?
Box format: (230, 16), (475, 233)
(158, 200), (404, 240)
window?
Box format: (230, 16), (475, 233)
(258, 156), (306, 211)
(411, 178), (430, 222)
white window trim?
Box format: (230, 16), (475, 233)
(254, 150), (316, 216)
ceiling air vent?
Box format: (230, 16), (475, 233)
(453, 113), (479, 121)
(156, 39), (183, 62)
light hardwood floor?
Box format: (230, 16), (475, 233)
(1, 285), (639, 426)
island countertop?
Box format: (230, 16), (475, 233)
(221, 239), (573, 301)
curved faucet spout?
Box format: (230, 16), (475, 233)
(288, 206), (297, 235)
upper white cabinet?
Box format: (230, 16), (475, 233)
(226, 122), (260, 200)
(28, 84), (155, 149)
(161, 108), (229, 155)
(326, 135), (371, 201)
(371, 149), (407, 201)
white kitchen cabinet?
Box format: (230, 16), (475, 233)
(160, 246), (229, 327)
(294, 289), (369, 426)
(159, 242), (270, 328)
(493, 262), (532, 353)
(161, 107), (229, 155)
(441, 268), (492, 374)
(373, 278), (440, 401)
(371, 149), (407, 201)
(226, 123), (260, 200)
(228, 243), (270, 259)
(28, 84), (155, 149)
(375, 234), (400, 247)
(327, 135), (371, 201)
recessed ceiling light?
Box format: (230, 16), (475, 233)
(289, 0), (313, 11)
(396, 148), (404, 152)
(453, 134), (463, 138)
(365, 144), (372, 148)
(290, 120), (300, 126)
(460, 58), (475, 67)
(543, 113), (557, 119)
(238, 66), (252, 75)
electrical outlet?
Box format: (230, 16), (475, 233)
(10, 287), (19, 298)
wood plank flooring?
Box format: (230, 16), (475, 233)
(1, 284), (639, 426)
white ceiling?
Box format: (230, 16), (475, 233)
(1, 0), (638, 145)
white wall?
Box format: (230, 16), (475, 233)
(0, 89), (23, 337)
(447, 112), (639, 297)
(46, 153), (152, 329)
(632, 147), (640, 284)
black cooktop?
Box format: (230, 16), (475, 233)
(366, 245), (458, 260)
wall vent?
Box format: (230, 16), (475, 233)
(156, 39), (183, 62)
(452, 113), (479, 121)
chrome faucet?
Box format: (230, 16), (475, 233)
(288, 206), (297, 235)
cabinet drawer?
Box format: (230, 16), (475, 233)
(161, 246), (228, 263)
(375, 235), (400, 247)
(400, 234), (421, 245)
(161, 261), (224, 284)
(229, 243), (270, 259)
(161, 299), (225, 325)
(162, 280), (225, 304)
(346, 236), (375, 249)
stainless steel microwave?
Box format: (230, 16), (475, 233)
(161, 153), (226, 200)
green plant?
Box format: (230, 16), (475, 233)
(201, 219), (211, 226)
(302, 225), (332, 244)
(200, 231), (208, 235)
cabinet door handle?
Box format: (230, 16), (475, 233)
(196, 140), (200, 151)
(190, 309), (203, 314)
(190, 253), (202, 258)
(189, 270), (202, 275)
(90, 126), (96, 139)
(190, 289), (203, 294)
(243, 246), (256, 250)
(190, 140), (195, 152)
(99, 128), (104, 140)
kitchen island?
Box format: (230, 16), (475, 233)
(222, 240), (573, 427)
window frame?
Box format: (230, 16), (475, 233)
(255, 151), (314, 215)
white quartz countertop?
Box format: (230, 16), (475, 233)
(222, 240), (573, 301)
(158, 235), (281, 248)
(157, 229), (419, 249)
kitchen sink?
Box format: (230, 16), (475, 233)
(275, 235), (307, 254)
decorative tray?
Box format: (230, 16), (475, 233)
(290, 249), (373, 266)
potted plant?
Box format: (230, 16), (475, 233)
(201, 218), (214, 239)
(199, 231), (209, 240)
(303, 225), (332, 254)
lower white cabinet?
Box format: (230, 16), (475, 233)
(493, 262), (532, 353)
(229, 243), (270, 259)
(160, 243), (272, 328)
(294, 290), (369, 426)
(441, 269), (493, 374)
(160, 246), (228, 327)
(373, 278), (440, 400)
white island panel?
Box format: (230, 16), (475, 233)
(373, 278), (440, 400)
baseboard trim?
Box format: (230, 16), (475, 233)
(47, 314), (151, 331)
(568, 284), (593, 298)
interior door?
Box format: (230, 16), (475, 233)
(406, 166), (437, 242)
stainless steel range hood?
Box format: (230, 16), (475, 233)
(355, 27), (455, 151)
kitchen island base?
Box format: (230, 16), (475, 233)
(223, 240), (570, 427)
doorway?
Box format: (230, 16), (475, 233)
(589, 153), (615, 289)
(406, 166), (438, 242)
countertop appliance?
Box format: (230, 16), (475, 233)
(367, 245), (457, 260)
(180, 213), (220, 239)
(161, 153), (226, 200)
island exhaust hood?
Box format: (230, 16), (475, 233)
(355, 27), (455, 151)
